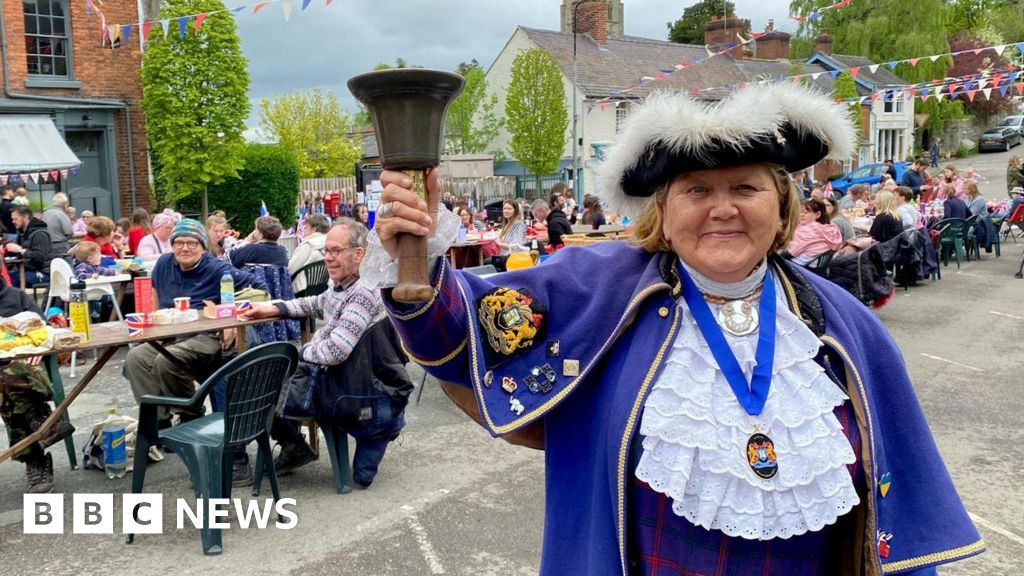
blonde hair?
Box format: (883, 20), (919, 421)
(875, 190), (900, 219)
(205, 215), (226, 229)
(631, 165), (800, 254)
(965, 180), (980, 199)
(75, 241), (101, 262)
(1009, 156), (1022, 170)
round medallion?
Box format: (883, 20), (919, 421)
(746, 432), (778, 479)
(718, 300), (759, 336)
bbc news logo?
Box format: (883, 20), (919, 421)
(23, 494), (298, 534)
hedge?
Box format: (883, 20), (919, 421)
(177, 143), (300, 236)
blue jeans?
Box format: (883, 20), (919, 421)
(9, 269), (47, 288)
(272, 396), (406, 486)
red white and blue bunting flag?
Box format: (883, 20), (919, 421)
(84, 0), (334, 49)
(0, 167), (78, 184)
(589, 66), (1023, 114)
(588, 39), (1024, 113)
(791, 0), (853, 23)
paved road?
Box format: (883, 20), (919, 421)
(1, 150), (1022, 574)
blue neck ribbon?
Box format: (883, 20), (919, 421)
(678, 264), (776, 416)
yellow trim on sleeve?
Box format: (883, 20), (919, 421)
(390, 257), (447, 321)
(881, 540), (986, 573)
(401, 337), (467, 367)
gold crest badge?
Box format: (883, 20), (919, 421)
(478, 288), (542, 356)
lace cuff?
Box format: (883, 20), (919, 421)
(359, 204), (461, 290)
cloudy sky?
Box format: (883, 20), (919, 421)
(232, 0), (789, 132)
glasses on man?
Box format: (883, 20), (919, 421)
(171, 239), (202, 250)
(323, 246), (356, 258)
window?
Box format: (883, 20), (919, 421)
(882, 91), (904, 114)
(615, 104), (629, 134)
(23, 1), (70, 77)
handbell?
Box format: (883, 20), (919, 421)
(348, 69), (465, 303)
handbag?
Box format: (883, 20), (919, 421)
(277, 362), (319, 420)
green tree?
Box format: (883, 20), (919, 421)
(505, 49), (568, 191)
(178, 144), (300, 236)
(832, 71), (863, 136)
(140, 0), (250, 217)
(667, 0), (748, 44)
(789, 0), (955, 131)
(258, 88), (361, 178)
(445, 66), (502, 155)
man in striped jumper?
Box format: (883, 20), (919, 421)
(243, 218), (404, 485)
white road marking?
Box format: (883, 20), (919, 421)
(920, 353), (984, 372)
(970, 512), (1024, 548)
(989, 310), (1024, 320)
(401, 505), (446, 574)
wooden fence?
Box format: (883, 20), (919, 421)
(299, 175), (515, 208)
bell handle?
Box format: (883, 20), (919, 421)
(391, 169), (438, 303)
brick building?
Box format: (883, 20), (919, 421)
(0, 0), (150, 218)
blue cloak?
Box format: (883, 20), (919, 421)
(385, 242), (983, 575)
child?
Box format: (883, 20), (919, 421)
(73, 241), (117, 281)
(72, 241), (115, 321)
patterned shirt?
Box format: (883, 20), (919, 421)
(628, 400), (864, 576)
(73, 260), (117, 281)
(278, 278), (383, 366)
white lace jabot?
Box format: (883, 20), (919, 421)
(634, 271), (860, 540)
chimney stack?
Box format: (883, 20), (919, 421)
(815, 30), (833, 55)
(754, 19), (791, 60)
(573, 0), (609, 46)
(704, 14), (748, 59)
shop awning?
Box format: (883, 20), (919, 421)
(0, 115), (81, 173)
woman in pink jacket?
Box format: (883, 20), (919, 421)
(787, 198), (843, 265)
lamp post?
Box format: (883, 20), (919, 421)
(571, 0), (585, 206)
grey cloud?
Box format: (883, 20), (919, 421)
(236, 0), (789, 126)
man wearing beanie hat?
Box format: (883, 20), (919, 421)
(124, 218), (268, 484)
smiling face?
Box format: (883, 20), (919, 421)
(502, 201), (515, 221)
(662, 164), (785, 284)
(171, 235), (204, 269)
(323, 226), (364, 284)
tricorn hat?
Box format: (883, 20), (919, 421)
(597, 82), (857, 217)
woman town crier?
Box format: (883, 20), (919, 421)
(360, 82), (983, 575)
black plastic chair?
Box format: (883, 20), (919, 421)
(126, 342), (299, 555)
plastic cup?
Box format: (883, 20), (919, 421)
(174, 297), (190, 312)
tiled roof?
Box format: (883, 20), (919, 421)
(817, 54), (910, 88)
(519, 27), (908, 101)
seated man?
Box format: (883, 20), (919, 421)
(0, 277), (73, 492)
(4, 205), (55, 288)
(124, 219), (267, 474)
(242, 218), (412, 488)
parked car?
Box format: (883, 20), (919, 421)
(978, 126), (1022, 152)
(828, 161), (911, 194)
(997, 115), (1024, 132)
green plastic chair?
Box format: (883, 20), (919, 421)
(126, 342), (299, 555)
(291, 260), (329, 334)
(962, 215), (978, 261)
(936, 218), (967, 268)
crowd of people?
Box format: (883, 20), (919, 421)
(0, 192), (417, 492)
(780, 156), (1014, 276)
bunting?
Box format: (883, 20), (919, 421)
(791, 0), (853, 23)
(587, 39), (1024, 113)
(85, 0), (337, 49)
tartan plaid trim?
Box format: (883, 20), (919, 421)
(628, 401), (862, 576)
